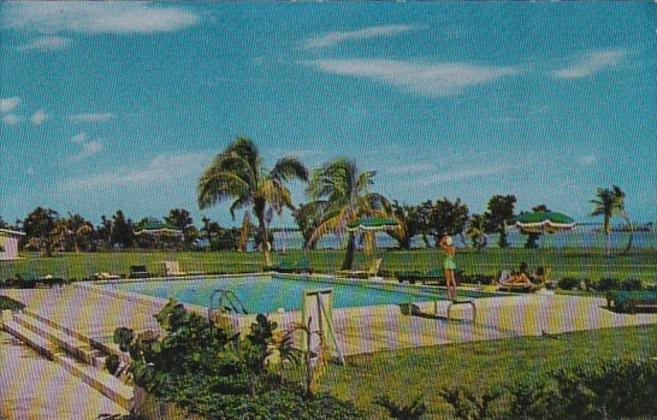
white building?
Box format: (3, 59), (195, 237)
(0, 229), (25, 260)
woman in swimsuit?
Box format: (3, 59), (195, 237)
(439, 235), (457, 300)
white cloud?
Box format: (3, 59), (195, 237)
(30, 109), (48, 125)
(4, 2), (199, 34)
(580, 155), (597, 166)
(69, 132), (88, 144)
(0, 97), (20, 113)
(385, 163), (436, 175)
(404, 163), (512, 188)
(302, 24), (419, 49)
(69, 140), (103, 162)
(2, 114), (22, 126)
(553, 49), (626, 79)
(301, 59), (520, 97)
(18, 36), (71, 51)
(60, 152), (207, 191)
(68, 112), (114, 123)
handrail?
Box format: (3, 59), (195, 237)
(208, 288), (248, 319)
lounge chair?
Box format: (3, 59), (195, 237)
(93, 272), (122, 280)
(162, 261), (205, 277)
(336, 258), (382, 279)
(397, 268), (445, 285)
(606, 291), (657, 313)
(163, 261), (186, 276)
(265, 256), (313, 274)
(129, 265), (150, 279)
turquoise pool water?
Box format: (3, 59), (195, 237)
(111, 275), (501, 314)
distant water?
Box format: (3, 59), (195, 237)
(254, 229), (657, 251)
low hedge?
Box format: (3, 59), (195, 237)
(0, 295), (25, 311)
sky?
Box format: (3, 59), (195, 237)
(1, 2), (655, 228)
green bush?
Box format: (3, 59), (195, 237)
(105, 354), (120, 375)
(113, 299), (361, 418)
(581, 278), (596, 291)
(438, 386), (503, 420)
(597, 277), (619, 292)
(508, 358), (657, 419)
(620, 278), (643, 291)
(374, 395), (427, 419)
(558, 277), (580, 290)
(0, 295), (25, 311)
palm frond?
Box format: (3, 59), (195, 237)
(271, 157), (309, 183)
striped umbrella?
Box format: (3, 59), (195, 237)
(346, 217), (399, 232)
(514, 211), (576, 234)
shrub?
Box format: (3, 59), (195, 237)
(113, 299), (361, 418)
(105, 354), (120, 375)
(374, 395), (427, 419)
(557, 277), (580, 291)
(0, 295), (25, 311)
(597, 278), (619, 292)
(508, 358), (657, 419)
(620, 278), (643, 291)
(438, 386), (503, 420)
(582, 278), (597, 292)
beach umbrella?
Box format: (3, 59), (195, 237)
(347, 217), (400, 257)
(346, 217), (400, 232)
(134, 219), (183, 252)
(134, 220), (183, 237)
(514, 211), (576, 234)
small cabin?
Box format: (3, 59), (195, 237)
(0, 229), (25, 260)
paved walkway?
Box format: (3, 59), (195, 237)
(0, 332), (125, 419)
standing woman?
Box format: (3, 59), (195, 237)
(439, 235), (457, 300)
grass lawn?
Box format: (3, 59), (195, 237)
(1, 248), (655, 284)
(310, 325), (657, 418)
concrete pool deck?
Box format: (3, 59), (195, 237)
(3, 280), (657, 357)
(3, 278), (657, 417)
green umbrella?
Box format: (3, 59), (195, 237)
(346, 217), (399, 232)
(134, 220), (182, 236)
(514, 211), (576, 234)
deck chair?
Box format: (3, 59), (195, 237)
(93, 272), (122, 280)
(163, 261), (187, 276)
(129, 265), (150, 279)
(337, 258), (382, 279)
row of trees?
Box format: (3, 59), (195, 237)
(196, 137), (632, 269)
(1, 208), (246, 256)
(1, 137), (631, 264)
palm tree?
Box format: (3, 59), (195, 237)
(589, 185), (628, 255)
(466, 214), (488, 251)
(305, 158), (391, 270)
(197, 137), (308, 265)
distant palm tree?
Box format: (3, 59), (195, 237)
(466, 214), (488, 251)
(589, 185), (628, 255)
(197, 137), (308, 265)
(305, 158), (391, 270)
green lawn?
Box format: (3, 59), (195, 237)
(309, 325), (657, 418)
(1, 247), (655, 284)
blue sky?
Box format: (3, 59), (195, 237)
(1, 2), (655, 227)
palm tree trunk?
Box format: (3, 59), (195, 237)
(341, 232), (356, 270)
(258, 217), (272, 266)
(604, 216), (611, 256)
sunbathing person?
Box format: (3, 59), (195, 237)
(498, 263), (534, 287)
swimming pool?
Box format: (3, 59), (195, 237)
(111, 275), (502, 314)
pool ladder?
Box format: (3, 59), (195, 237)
(208, 289), (249, 319)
